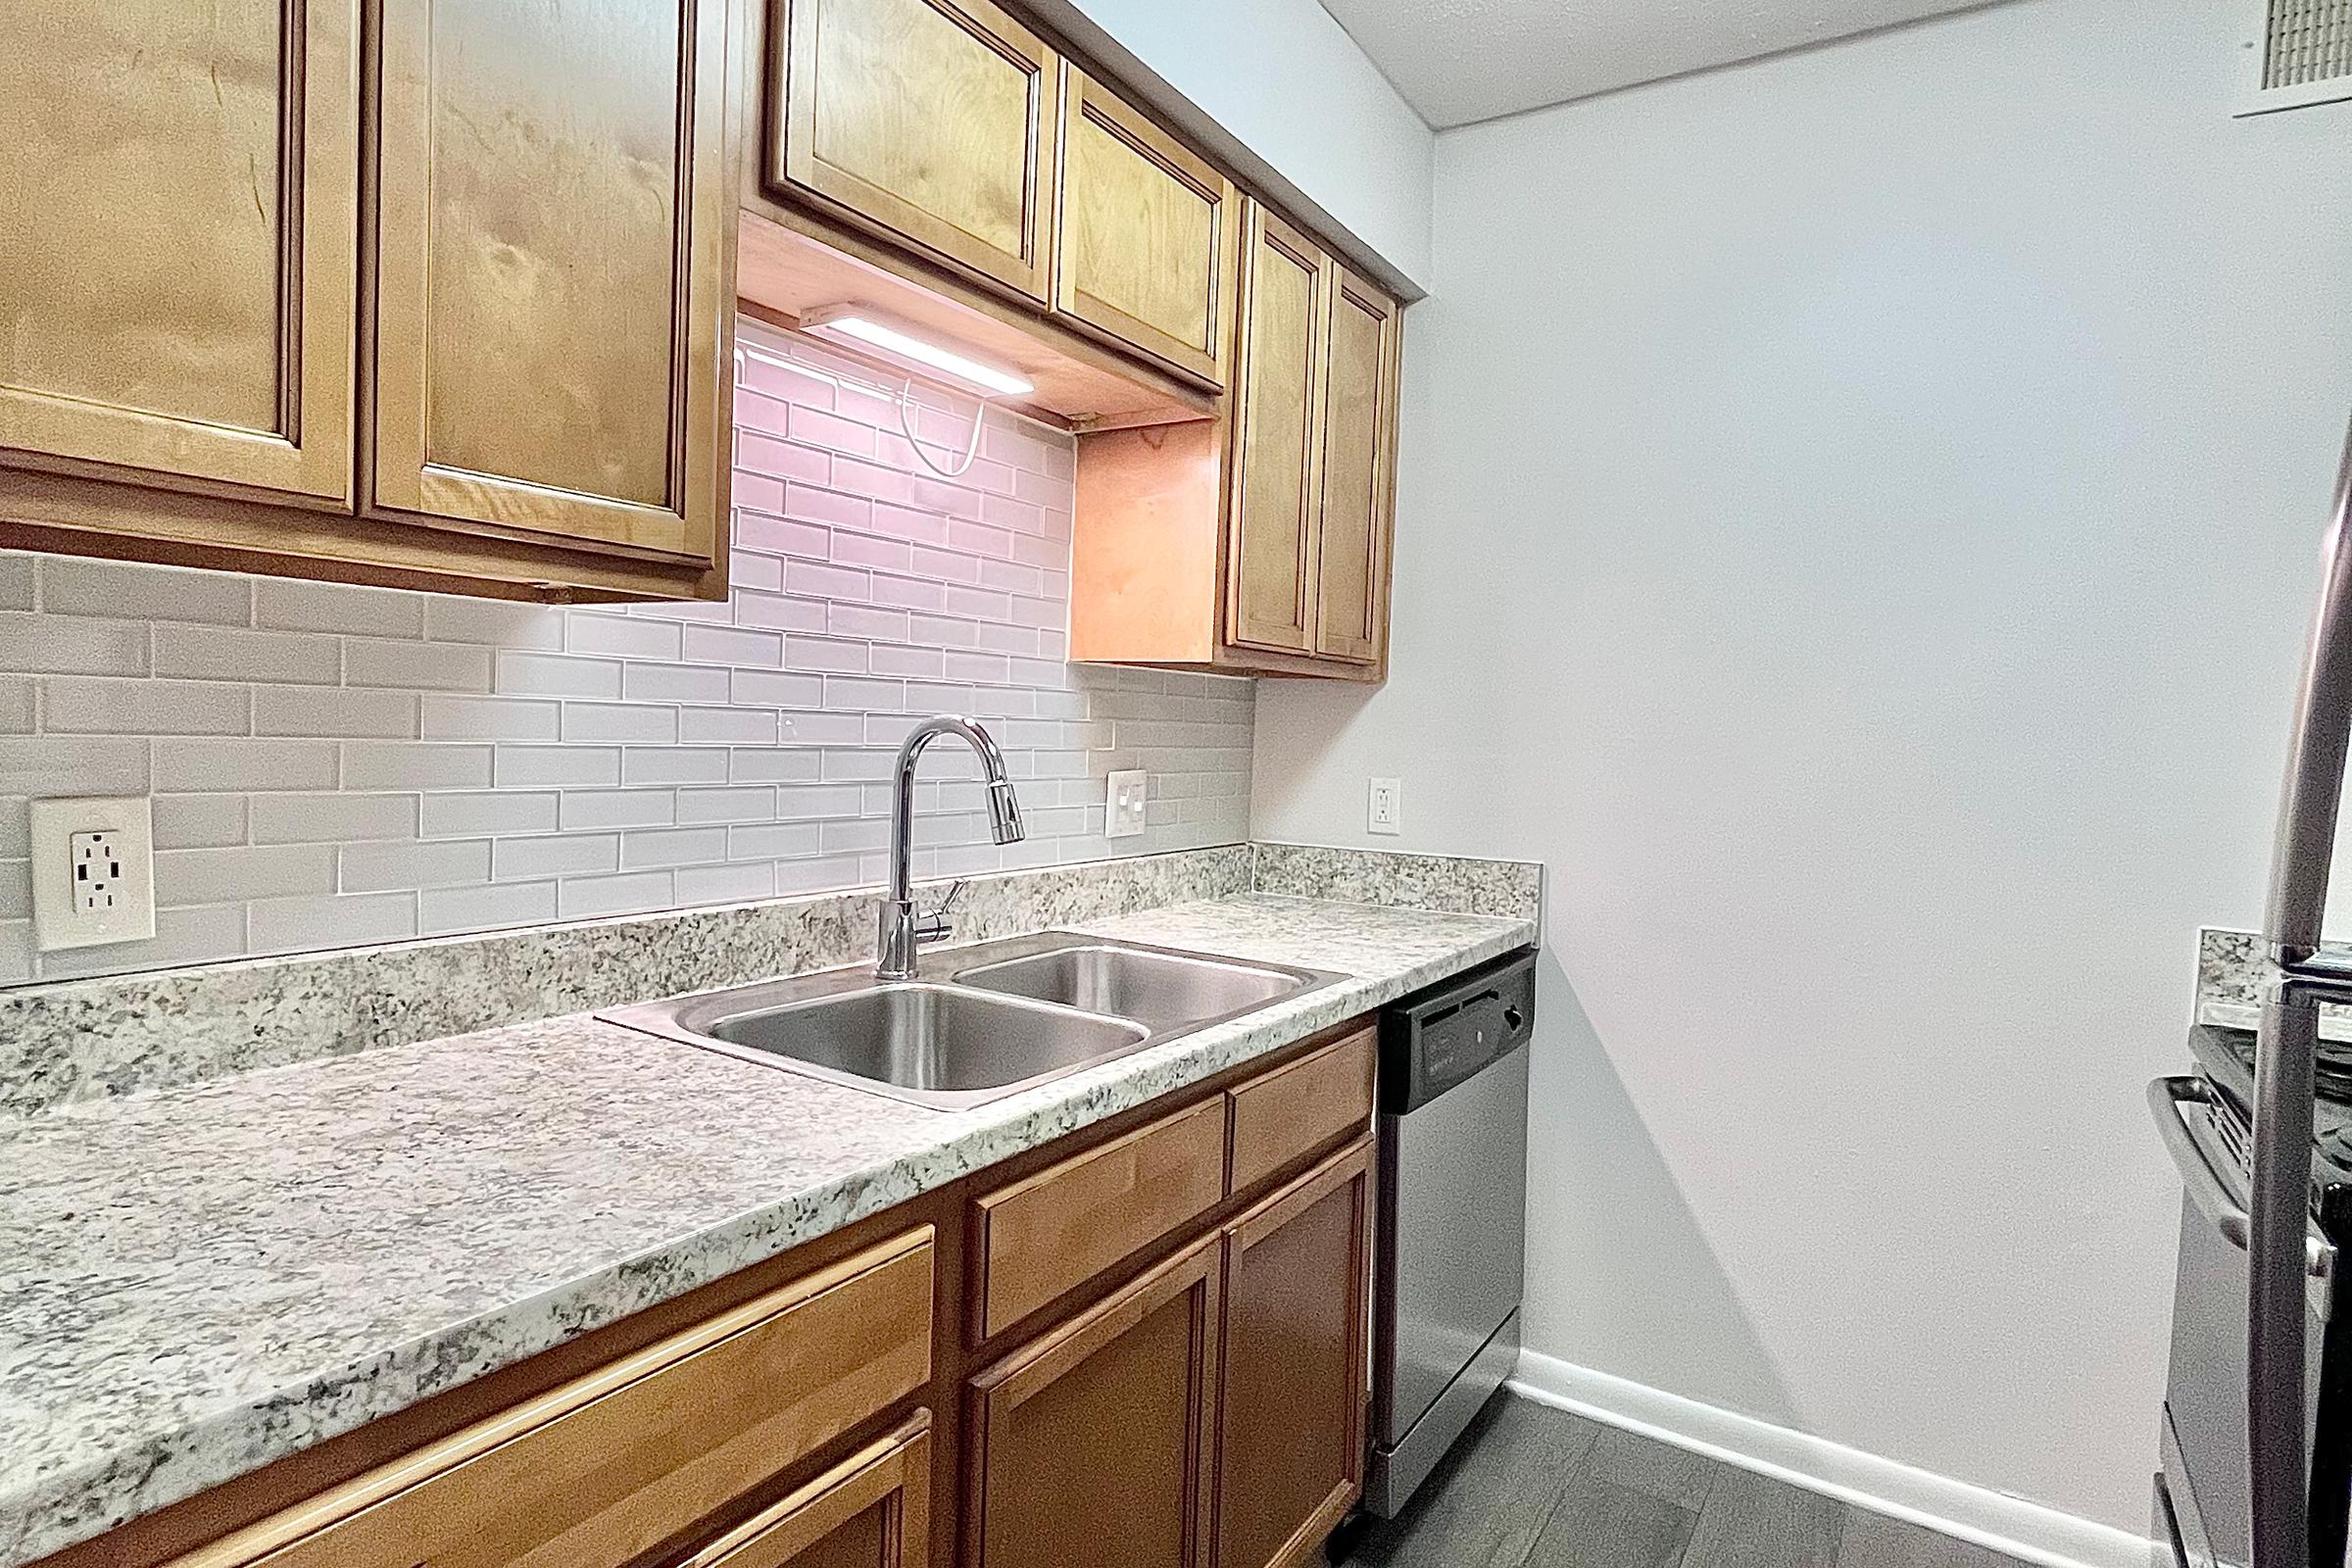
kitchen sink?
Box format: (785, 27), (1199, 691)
(707, 985), (1146, 1100)
(598, 932), (1342, 1110)
(949, 944), (1307, 1030)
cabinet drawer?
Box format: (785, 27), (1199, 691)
(975, 1098), (1226, 1338)
(677, 1413), (930, 1568)
(171, 1229), (935, 1568)
(1226, 1026), (1376, 1196)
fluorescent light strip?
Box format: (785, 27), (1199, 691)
(801, 313), (1035, 398)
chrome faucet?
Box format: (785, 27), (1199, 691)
(878, 715), (1024, 980)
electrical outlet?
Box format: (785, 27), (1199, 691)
(1105, 769), (1148, 839)
(30, 797), (155, 952)
(1368, 777), (1402, 836)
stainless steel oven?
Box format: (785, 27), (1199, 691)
(2152, 1053), (2346, 1568)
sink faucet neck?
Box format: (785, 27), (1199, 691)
(879, 715), (1024, 980)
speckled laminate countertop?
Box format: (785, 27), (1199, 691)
(0, 894), (1534, 1568)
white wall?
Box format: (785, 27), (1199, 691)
(1040, 0), (1435, 293)
(1252, 0), (2352, 1533)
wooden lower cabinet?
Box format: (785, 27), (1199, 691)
(963, 1235), (1222, 1568)
(1215, 1137), (1376, 1568)
(677, 1416), (930, 1568)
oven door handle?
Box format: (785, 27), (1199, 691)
(2147, 1075), (2335, 1279)
(2150, 1075), (2256, 1251)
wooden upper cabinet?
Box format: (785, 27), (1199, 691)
(1224, 204), (1330, 657)
(1053, 67), (1237, 387)
(966, 1235), (1221, 1568)
(771, 0), (1061, 303)
(0, 0), (356, 505)
(1312, 267), (1400, 666)
(368, 0), (731, 565)
(1215, 1138), (1374, 1568)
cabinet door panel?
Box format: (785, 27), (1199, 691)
(1217, 1137), (1373, 1568)
(1054, 69), (1234, 386)
(1223, 205), (1327, 657)
(775, 0), (1059, 302)
(371, 0), (730, 563)
(967, 1235), (1220, 1568)
(678, 1416), (930, 1568)
(1312, 270), (1398, 664)
(0, 0), (356, 502)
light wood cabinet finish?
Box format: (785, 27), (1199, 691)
(965, 1234), (1223, 1568)
(1069, 214), (1401, 681)
(1215, 1138), (1375, 1568)
(1311, 268), (1400, 665)
(1223, 204), (1330, 657)
(771, 0), (1060, 303)
(974, 1097), (1226, 1339)
(369, 0), (733, 564)
(161, 1228), (934, 1568)
(1053, 67), (1236, 387)
(0, 0), (356, 504)
(1225, 1025), (1376, 1197)
(678, 1415), (932, 1568)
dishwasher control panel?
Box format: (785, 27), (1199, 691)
(1380, 948), (1537, 1113)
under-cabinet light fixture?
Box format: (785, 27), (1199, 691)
(797, 305), (1035, 398)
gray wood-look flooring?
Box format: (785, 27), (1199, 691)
(1339, 1395), (2034, 1568)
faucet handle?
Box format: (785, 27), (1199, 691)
(913, 879), (965, 945)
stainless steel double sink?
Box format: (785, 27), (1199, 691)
(599, 931), (1343, 1110)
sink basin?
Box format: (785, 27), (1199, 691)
(702, 985), (1147, 1104)
(949, 944), (1309, 1030)
(598, 931), (1343, 1110)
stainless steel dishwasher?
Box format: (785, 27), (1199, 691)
(1365, 947), (1536, 1517)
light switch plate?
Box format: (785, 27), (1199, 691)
(30, 796), (156, 952)
(1368, 777), (1402, 836)
(1106, 769), (1148, 839)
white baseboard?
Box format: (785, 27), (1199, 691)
(1508, 1349), (2155, 1568)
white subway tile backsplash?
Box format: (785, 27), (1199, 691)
(341, 742), (493, 791)
(0, 323), (1250, 983)
(495, 744), (619, 788)
(496, 651), (622, 699)
(419, 879), (557, 936)
(424, 695), (563, 743)
(153, 794), (251, 851)
(157, 844), (336, 906)
(340, 838), (492, 893)
(559, 870), (673, 919)
(248, 890), (416, 954)
(348, 637), (491, 692)
(255, 685), (418, 739)
(41, 558), (251, 624)
(156, 624), (339, 685)
(255, 792), (420, 845)
(156, 737), (328, 794)
(256, 578), (423, 638)
(494, 832), (618, 880)
(419, 790), (558, 839)
(0, 610), (149, 676)
(44, 676), (249, 736)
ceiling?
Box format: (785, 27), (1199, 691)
(1316, 0), (2001, 128)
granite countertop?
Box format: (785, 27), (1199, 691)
(0, 893), (1534, 1568)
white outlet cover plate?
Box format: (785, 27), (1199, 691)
(1106, 769), (1148, 839)
(30, 796), (156, 952)
(1368, 777), (1402, 835)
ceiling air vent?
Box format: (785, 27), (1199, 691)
(2239, 0), (2352, 115)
